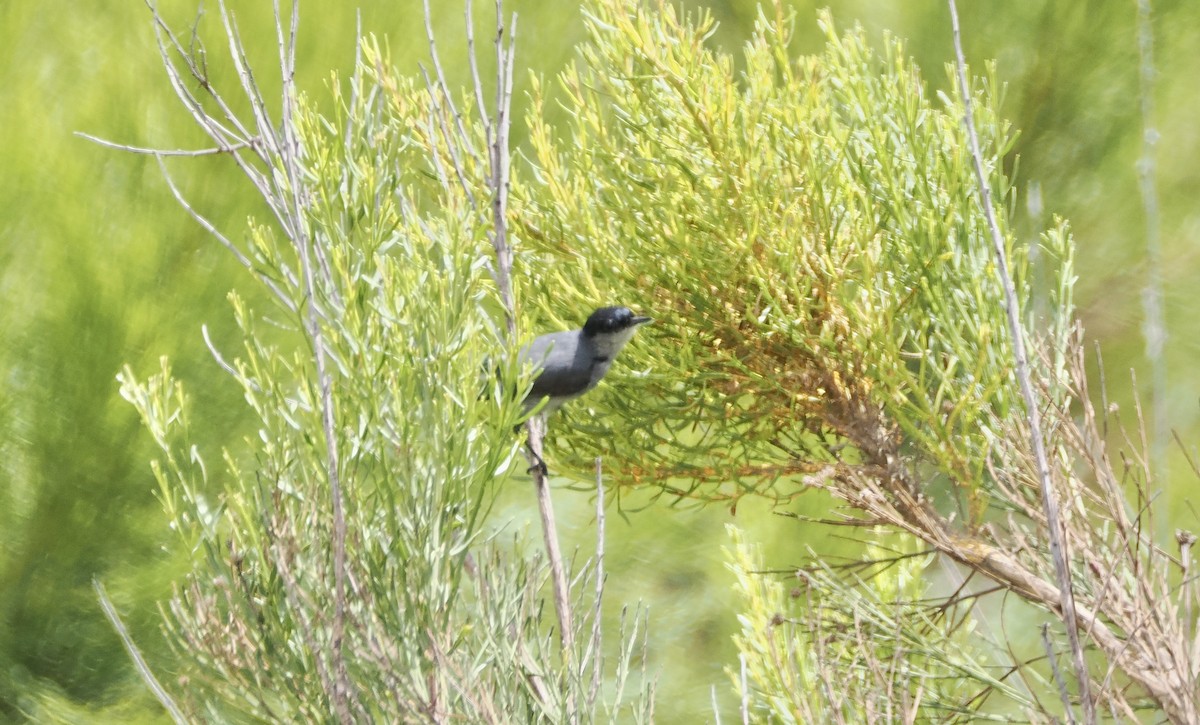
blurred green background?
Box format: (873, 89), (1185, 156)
(2, 0), (1197, 721)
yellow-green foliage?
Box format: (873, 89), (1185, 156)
(726, 525), (1030, 721)
(8, 0), (1199, 719)
(520, 1), (1075, 518)
(114, 17), (659, 718)
(115, 0), (1085, 718)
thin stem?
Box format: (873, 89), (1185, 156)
(528, 417), (577, 658)
(75, 132), (252, 156)
(269, 0), (355, 719)
(202, 324), (250, 383)
(1135, 0), (1168, 511)
(472, 0), (576, 705)
(466, 0), (492, 132)
(94, 580), (188, 724)
(739, 653), (750, 725)
(422, 0), (481, 163)
(587, 458), (606, 714)
(150, 154), (298, 312)
(1178, 530), (1196, 652)
(489, 1), (516, 333)
(417, 63), (477, 207)
(946, 1), (1095, 721)
(1041, 623), (1077, 725)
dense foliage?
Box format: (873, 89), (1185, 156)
(3, 0), (1199, 721)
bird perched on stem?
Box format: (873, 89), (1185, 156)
(521, 305), (653, 416)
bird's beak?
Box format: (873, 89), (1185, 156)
(632, 316), (653, 326)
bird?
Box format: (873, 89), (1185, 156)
(520, 305), (653, 416)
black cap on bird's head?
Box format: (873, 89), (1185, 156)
(582, 306), (653, 337)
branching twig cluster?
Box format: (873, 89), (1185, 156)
(95, 1), (361, 718)
(793, 328), (1200, 720)
(417, 0), (578, 686)
(96, 0), (657, 721)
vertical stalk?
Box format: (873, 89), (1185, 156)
(1135, 0), (1168, 517)
(946, 1), (1095, 721)
(272, 1), (356, 718)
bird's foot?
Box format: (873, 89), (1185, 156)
(526, 453), (549, 477)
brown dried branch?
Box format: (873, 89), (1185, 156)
(800, 326), (1200, 720)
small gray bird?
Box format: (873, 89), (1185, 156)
(521, 306), (653, 415)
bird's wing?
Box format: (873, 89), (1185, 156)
(521, 332), (593, 401)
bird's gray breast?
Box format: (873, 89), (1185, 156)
(520, 331), (606, 404)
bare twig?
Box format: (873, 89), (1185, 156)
(264, 0), (356, 718)
(946, 1), (1095, 721)
(465, 0), (492, 132)
(528, 415), (576, 657)
(587, 458), (606, 713)
(739, 652), (750, 725)
(95, 579), (188, 724)
(147, 2), (277, 207)
(417, 63), (477, 206)
(429, 0), (577, 696)
(422, 0), (481, 162)
(220, 3), (280, 163)
(75, 132), (252, 156)
(1135, 0), (1168, 498)
(488, 0), (517, 332)
(1041, 623), (1077, 724)
(419, 1), (480, 209)
(202, 323), (251, 384)
(1178, 529), (1196, 654)
(147, 4), (246, 142)
(151, 154), (298, 312)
